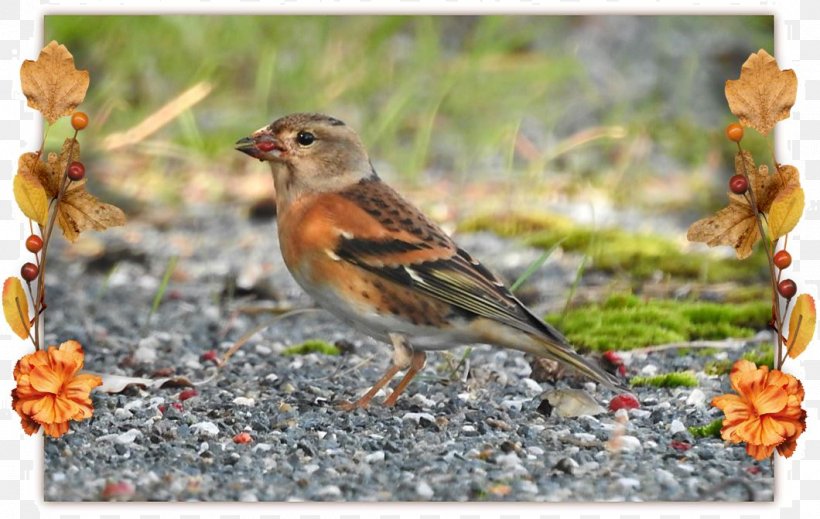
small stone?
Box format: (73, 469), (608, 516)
(364, 451), (385, 463)
(115, 429), (142, 445)
(114, 408), (133, 420)
(190, 421), (219, 437)
(554, 457), (579, 475)
(541, 389), (604, 418)
(500, 398), (528, 412)
(317, 485), (342, 498)
(402, 412), (435, 425)
(232, 396), (256, 407)
(527, 446), (544, 456)
(573, 432), (597, 443)
(408, 393), (436, 408)
(686, 388), (707, 407)
(278, 402), (294, 413)
(134, 337), (159, 363)
(520, 377), (543, 396)
(617, 477), (641, 491)
(239, 491), (258, 502)
(518, 480), (539, 494)
(255, 344), (273, 355)
(618, 435), (643, 452)
(628, 409), (651, 419)
(124, 399), (145, 411)
(670, 419), (686, 435)
(640, 364), (659, 376)
(416, 481), (434, 499)
(656, 468), (678, 489)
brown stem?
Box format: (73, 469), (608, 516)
(15, 296), (36, 347)
(781, 314), (802, 366)
(736, 142), (783, 367)
(33, 129), (79, 350)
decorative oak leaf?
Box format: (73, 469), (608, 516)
(725, 49), (797, 136)
(18, 139), (125, 242)
(20, 41), (89, 124)
(787, 294), (816, 360)
(3, 277), (31, 340)
(687, 152), (798, 259)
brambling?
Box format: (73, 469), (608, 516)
(236, 113), (624, 409)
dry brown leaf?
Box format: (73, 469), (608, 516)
(725, 49), (797, 135)
(19, 139), (125, 242)
(687, 152), (797, 259)
(20, 41), (89, 124)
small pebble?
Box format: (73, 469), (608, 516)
(416, 481), (434, 499)
(670, 419), (686, 435)
(190, 421), (219, 437)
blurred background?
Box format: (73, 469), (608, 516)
(43, 15), (775, 348)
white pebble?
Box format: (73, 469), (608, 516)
(232, 396), (256, 407)
(583, 382), (597, 393)
(670, 419), (686, 435)
(303, 464), (320, 475)
(124, 399), (145, 411)
(134, 337), (159, 363)
(573, 432), (597, 443)
(618, 435), (643, 452)
(402, 412), (435, 424)
(416, 481), (434, 499)
(191, 421), (219, 437)
(364, 451), (385, 463)
(408, 393), (436, 409)
(629, 409), (651, 419)
(686, 388), (707, 407)
(527, 446), (544, 456)
(114, 408), (133, 420)
(518, 480), (539, 494)
(253, 443), (273, 453)
(520, 377), (543, 396)
(496, 452), (523, 468)
(640, 364), (659, 376)
(255, 344), (272, 355)
(656, 468), (678, 488)
(317, 485), (342, 498)
(115, 429), (142, 445)
(239, 491), (258, 502)
(264, 373), (279, 383)
(197, 442), (209, 455)
(461, 425), (476, 433)
(618, 477), (641, 490)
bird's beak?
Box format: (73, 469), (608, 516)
(235, 129), (284, 161)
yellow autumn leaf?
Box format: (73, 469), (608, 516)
(787, 294), (816, 359)
(13, 168), (48, 226)
(768, 185), (804, 240)
(725, 49), (797, 136)
(2, 277), (31, 340)
(20, 41), (89, 124)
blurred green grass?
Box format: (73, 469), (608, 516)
(44, 15), (773, 208)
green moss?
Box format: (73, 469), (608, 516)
(704, 359), (733, 376)
(457, 211), (768, 283)
(282, 340), (341, 356)
(688, 418), (724, 439)
(629, 371), (698, 388)
(742, 343), (774, 369)
(545, 294), (769, 351)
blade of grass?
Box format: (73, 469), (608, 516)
(510, 238), (566, 293)
(145, 255), (178, 329)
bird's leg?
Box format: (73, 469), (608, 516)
(383, 350), (426, 407)
(338, 333), (411, 411)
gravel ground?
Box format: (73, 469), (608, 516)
(43, 206), (773, 502)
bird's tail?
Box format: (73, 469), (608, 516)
(526, 333), (626, 391)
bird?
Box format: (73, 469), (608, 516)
(235, 112), (625, 409)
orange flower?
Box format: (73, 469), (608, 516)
(10, 340), (102, 438)
(712, 359), (806, 460)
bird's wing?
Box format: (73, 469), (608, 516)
(331, 178), (570, 345)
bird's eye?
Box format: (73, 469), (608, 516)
(296, 131), (316, 146)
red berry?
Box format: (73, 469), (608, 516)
(778, 279), (797, 299)
(25, 235), (43, 253)
(21, 262), (38, 282)
(729, 174), (748, 194)
(67, 161), (85, 181)
(257, 140), (275, 152)
(774, 250), (792, 269)
(726, 122), (744, 142)
(71, 112), (89, 131)
(609, 393), (640, 412)
(201, 350), (218, 363)
(670, 440), (692, 452)
(179, 388), (198, 401)
(233, 432), (253, 444)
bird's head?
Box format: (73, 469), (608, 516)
(236, 113), (375, 202)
